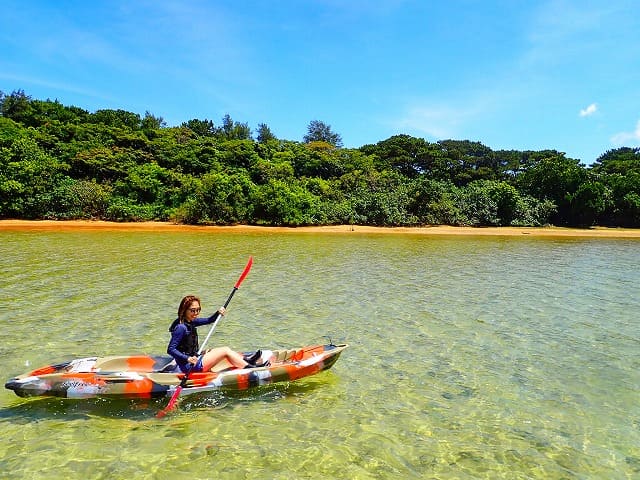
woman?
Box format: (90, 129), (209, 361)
(167, 295), (266, 373)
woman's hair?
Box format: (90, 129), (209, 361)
(178, 295), (201, 322)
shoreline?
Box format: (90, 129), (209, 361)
(1, 219), (639, 238)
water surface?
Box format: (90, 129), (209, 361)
(0, 230), (638, 479)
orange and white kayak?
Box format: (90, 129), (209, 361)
(5, 344), (348, 399)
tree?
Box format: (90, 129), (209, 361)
(588, 149), (639, 225)
(0, 117), (23, 145)
(340, 170), (413, 225)
(70, 146), (139, 183)
(303, 120), (343, 148)
(569, 180), (612, 226)
(31, 99), (88, 125)
(407, 177), (462, 225)
(360, 134), (448, 179)
(220, 114), (252, 140)
(48, 178), (111, 219)
(592, 147), (640, 175)
(182, 119), (217, 137)
(174, 171), (255, 224)
(597, 171), (640, 227)
(252, 178), (321, 226)
(0, 136), (67, 218)
(141, 111), (166, 130)
(89, 109), (141, 129)
(251, 157), (294, 184)
(437, 139), (503, 185)
(516, 153), (587, 225)
(218, 139), (260, 170)
(256, 123), (277, 143)
(621, 192), (640, 226)
(1, 89), (632, 227)
(0, 90), (34, 126)
(457, 181), (500, 226)
(296, 141), (345, 179)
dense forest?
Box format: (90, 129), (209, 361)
(1, 89), (639, 227)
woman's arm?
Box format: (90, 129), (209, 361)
(195, 307), (225, 326)
(167, 324), (189, 363)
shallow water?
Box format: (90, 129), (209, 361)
(0, 230), (639, 479)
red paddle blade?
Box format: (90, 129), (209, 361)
(235, 256), (253, 289)
(156, 385), (182, 418)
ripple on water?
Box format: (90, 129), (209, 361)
(0, 232), (639, 478)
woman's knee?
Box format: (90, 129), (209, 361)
(218, 346), (234, 356)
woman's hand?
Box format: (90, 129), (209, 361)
(218, 306), (226, 315)
(187, 356), (198, 365)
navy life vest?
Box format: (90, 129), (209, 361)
(169, 318), (199, 356)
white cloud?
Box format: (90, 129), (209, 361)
(0, 72), (114, 103)
(580, 103), (597, 117)
(395, 106), (460, 139)
(611, 120), (640, 145)
(393, 98), (486, 140)
(392, 87), (508, 142)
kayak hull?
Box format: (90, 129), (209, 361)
(5, 344), (348, 399)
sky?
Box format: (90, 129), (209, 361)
(1, 0), (639, 165)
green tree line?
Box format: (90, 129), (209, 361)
(1, 90), (639, 227)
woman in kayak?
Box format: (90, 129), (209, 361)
(167, 295), (266, 373)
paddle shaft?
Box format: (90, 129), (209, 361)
(192, 257), (253, 368)
(198, 286), (239, 355)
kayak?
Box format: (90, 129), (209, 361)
(5, 343), (348, 399)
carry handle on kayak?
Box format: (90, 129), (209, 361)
(156, 256), (253, 418)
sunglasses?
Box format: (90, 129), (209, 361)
(188, 307), (201, 314)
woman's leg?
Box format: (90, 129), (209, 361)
(200, 346), (248, 371)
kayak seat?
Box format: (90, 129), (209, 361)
(158, 359), (178, 372)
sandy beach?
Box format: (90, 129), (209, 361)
(1, 219), (639, 238)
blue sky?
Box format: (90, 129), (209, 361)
(1, 1), (638, 165)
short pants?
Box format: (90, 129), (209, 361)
(178, 355), (203, 374)
(191, 356), (204, 372)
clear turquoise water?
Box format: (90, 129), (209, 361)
(0, 230), (638, 479)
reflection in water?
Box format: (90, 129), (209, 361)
(0, 380), (322, 422)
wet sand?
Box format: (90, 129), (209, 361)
(1, 220), (639, 238)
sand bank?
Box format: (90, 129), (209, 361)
(1, 220), (639, 238)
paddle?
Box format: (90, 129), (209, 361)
(156, 256), (253, 418)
